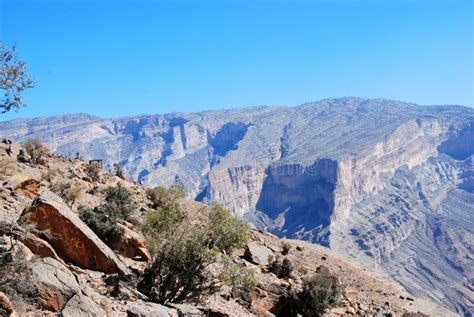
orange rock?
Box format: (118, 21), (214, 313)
(0, 292), (14, 317)
(20, 190), (130, 275)
(112, 223), (150, 261)
(14, 179), (40, 199)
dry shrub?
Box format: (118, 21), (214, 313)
(0, 159), (16, 180)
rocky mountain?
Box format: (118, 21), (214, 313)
(1, 97), (473, 315)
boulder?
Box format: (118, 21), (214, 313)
(30, 257), (80, 311)
(244, 242), (273, 266)
(112, 223), (150, 261)
(14, 179), (40, 199)
(60, 293), (106, 317)
(20, 190), (130, 275)
(13, 229), (62, 261)
(169, 303), (204, 317)
(127, 301), (178, 317)
(0, 292), (15, 317)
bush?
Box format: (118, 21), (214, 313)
(113, 162), (126, 179)
(79, 184), (134, 245)
(41, 168), (65, 182)
(78, 205), (125, 245)
(101, 183), (134, 221)
(206, 204), (249, 254)
(220, 263), (257, 299)
(268, 256), (293, 278)
(49, 182), (84, 207)
(282, 242), (291, 255)
(146, 184), (186, 208)
(272, 266), (342, 317)
(22, 139), (48, 165)
(139, 208), (218, 304)
(84, 162), (102, 182)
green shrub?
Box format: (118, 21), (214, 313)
(101, 183), (134, 221)
(139, 210), (218, 304)
(78, 205), (124, 245)
(268, 256), (293, 278)
(146, 184), (186, 208)
(220, 263), (257, 299)
(206, 204), (249, 254)
(272, 265), (342, 317)
(22, 139), (48, 165)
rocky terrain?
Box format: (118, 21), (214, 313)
(0, 138), (448, 317)
(1, 97), (473, 315)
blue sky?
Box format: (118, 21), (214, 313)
(0, 0), (472, 121)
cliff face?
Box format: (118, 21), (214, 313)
(1, 97), (473, 314)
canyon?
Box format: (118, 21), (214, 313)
(1, 97), (473, 315)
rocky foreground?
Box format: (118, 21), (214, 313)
(0, 139), (452, 316)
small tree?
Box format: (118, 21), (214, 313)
(50, 182), (84, 207)
(0, 43), (34, 114)
(282, 242), (291, 255)
(206, 204), (249, 254)
(268, 256), (293, 278)
(22, 139), (49, 165)
(146, 184), (186, 209)
(78, 205), (125, 246)
(139, 205), (218, 304)
(101, 183), (134, 221)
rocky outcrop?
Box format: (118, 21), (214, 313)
(20, 190), (130, 275)
(127, 301), (178, 317)
(244, 242), (273, 266)
(60, 294), (106, 317)
(112, 223), (150, 261)
(30, 257), (80, 311)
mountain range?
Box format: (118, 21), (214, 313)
(1, 97), (473, 315)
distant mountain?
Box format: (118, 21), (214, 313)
(1, 97), (473, 314)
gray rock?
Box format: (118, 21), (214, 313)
(30, 257), (80, 311)
(60, 293), (106, 317)
(169, 303), (204, 317)
(127, 301), (178, 317)
(244, 242), (273, 266)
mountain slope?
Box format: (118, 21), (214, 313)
(1, 97), (473, 314)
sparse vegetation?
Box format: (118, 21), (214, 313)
(49, 182), (84, 207)
(41, 168), (65, 182)
(100, 183), (134, 221)
(220, 263), (257, 299)
(146, 184), (186, 208)
(268, 255), (293, 278)
(272, 265), (342, 317)
(84, 162), (102, 182)
(0, 43), (34, 114)
(22, 139), (49, 165)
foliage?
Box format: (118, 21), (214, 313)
(206, 204), (249, 254)
(41, 168), (65, 182)
(268, 256), (293, 278)
(22, 139), (49, 165)
(79, 184), (134, 245)
(138, 217), (218, 304)
(282, 242), (291, 255)
(0, 43), (34, 114)
(49, 182), (84, 207)
(146, 184), (186, 209)
(100, 183), (134, 221)
(220, 263), (257, 299)
(272, 266), (342, 317)
(78, 205), (125, 246)
(84, 162), (102, 182)
(113, 162), (126, 179)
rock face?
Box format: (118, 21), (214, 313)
(20, 190), (130, 275)
(2, 97), (473, 314)
(30, 257), (80, 311)
(60, 294), (106, 317)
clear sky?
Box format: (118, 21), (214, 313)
(0, 0), (472, 121)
